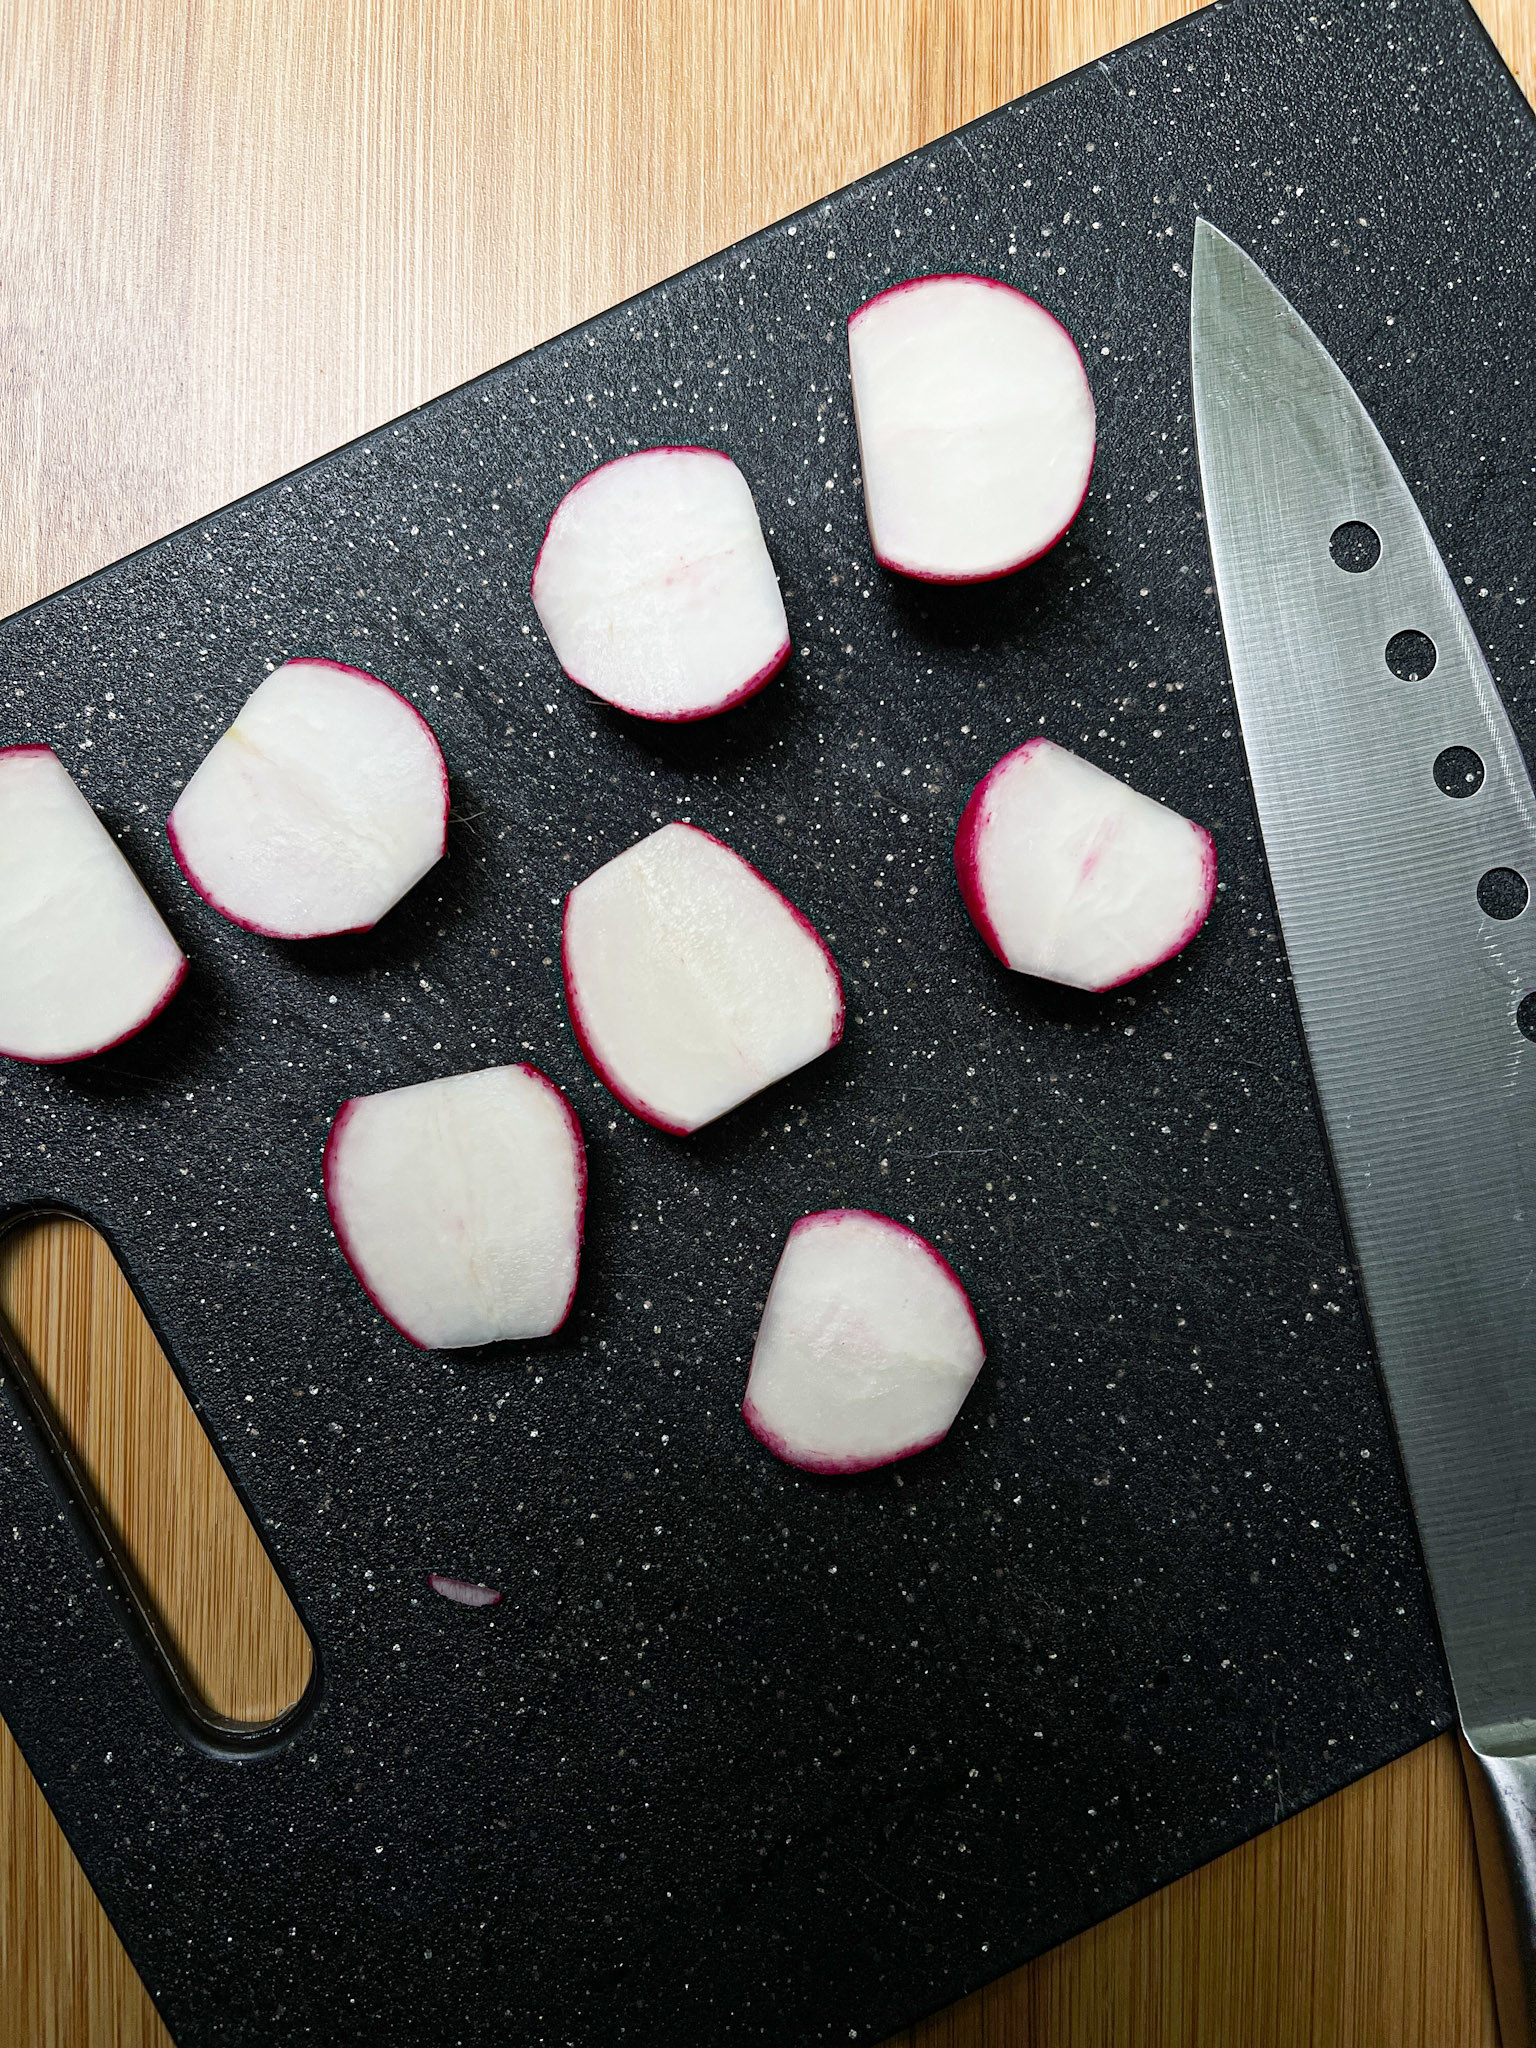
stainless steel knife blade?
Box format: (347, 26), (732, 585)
(1191, 215), (1536, 2044)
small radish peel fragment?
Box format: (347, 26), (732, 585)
(531, 447), (790, 721)
(168, 657), (448, 938)
(562, 822), (843, 1134)
(847, 273), (1095, 582)
(428, 1574), (503, 1609)
(324, 1064), (586, 1350)
(742, 1209), (985, 1474)
(0, 745), (186, 1063)
(955, 738), (1216, 992)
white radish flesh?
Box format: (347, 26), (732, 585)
(324, 1064), (586, 1350)
(955, 738), (1217, 992)
(847, 274), (1096, 582)
(742, 1209), (985, 1474)
(0, 746), (186, 1063)
(168, 658), (448, 939)
(531, 448), (790, 721)
(562, 822), (843, 1134)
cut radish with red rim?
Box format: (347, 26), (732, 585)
(428, 1575), (503, 1608)
(324, 1064), (586, 1350)
(531, 448), (790, 721)
(955, 738), (1217, 991)
(0, 745), (187, 1064)
(562, 821), (843, 1134)
(742, 1209), (985, 1474)
(167, 657), (448, 939)
(847, 274), (1096, 582)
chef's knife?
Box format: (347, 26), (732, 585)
(1192, 217), (1536, 2046)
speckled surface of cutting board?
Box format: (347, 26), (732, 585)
(2, 1), (1532, 2041)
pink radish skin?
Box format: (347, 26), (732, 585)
(561, 822), (844, 1135)
(954, 734), (1049, 967)
(531, 448), (790, 722)
(324, 1064), (587, 1351)
(955, 738), (1217, 992)
(847, 274), (1096, 583)
(741, 1411), (950, 1478)
(629, 638), (791, 727)
(741, 1209), (986, 1475)
(168, 658), (449, 940)
(8, 952), (189, 1067)
(0, 745), (188, 1064)
(560, 915), (692, 1138)
(428, 1575), (503, 1609)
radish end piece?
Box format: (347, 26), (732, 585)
(428, 1574), (503, 1609)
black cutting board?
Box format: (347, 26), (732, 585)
(1, 0), (1528, 2040)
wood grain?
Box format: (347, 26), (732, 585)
(895, 1732), (1498, 2047)
(2, 3), (1533, 2043)
(0, 1219), (312, 1726)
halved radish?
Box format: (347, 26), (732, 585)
(742, 1209), (985, 1474)
(955, 738), (1217, 991)
(562, 821), (842, 1134)
(167, 657), (448, 939)
(530, 447), (790, 721)
(847, 274), (1096, 582)
(323, 1064), (586, 1350)
(0, 745), (186, 1063)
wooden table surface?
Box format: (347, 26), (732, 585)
(2, 3), (1532, 2042)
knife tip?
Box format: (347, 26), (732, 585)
(1193, 214), (1230, 263)
(1191, 218), (1261, 319)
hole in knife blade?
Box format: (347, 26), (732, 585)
(1517, 993), (1536, 1044)
(1385, 629), (1437, 682)
(1478, 868), (1529, 921)
(1329, 520), (1381, 573)
(1433, 746), (1484, 799)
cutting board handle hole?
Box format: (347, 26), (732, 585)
(0, 1213), (316, 1751)
(1329, 520), (1381, 572)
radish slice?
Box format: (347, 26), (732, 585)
(561, 821), (843, 1134)
(955, 738), (1217, 992)
(167, 658), (448, 938)
(742, 1210), (985, 1474)
(0, 745), (186, 1064)
(530, 447), (790, 721)
(847, 274), (1096, 582)
(428, 1574), (503, 1608)
(323, 1064), (586, 1350)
